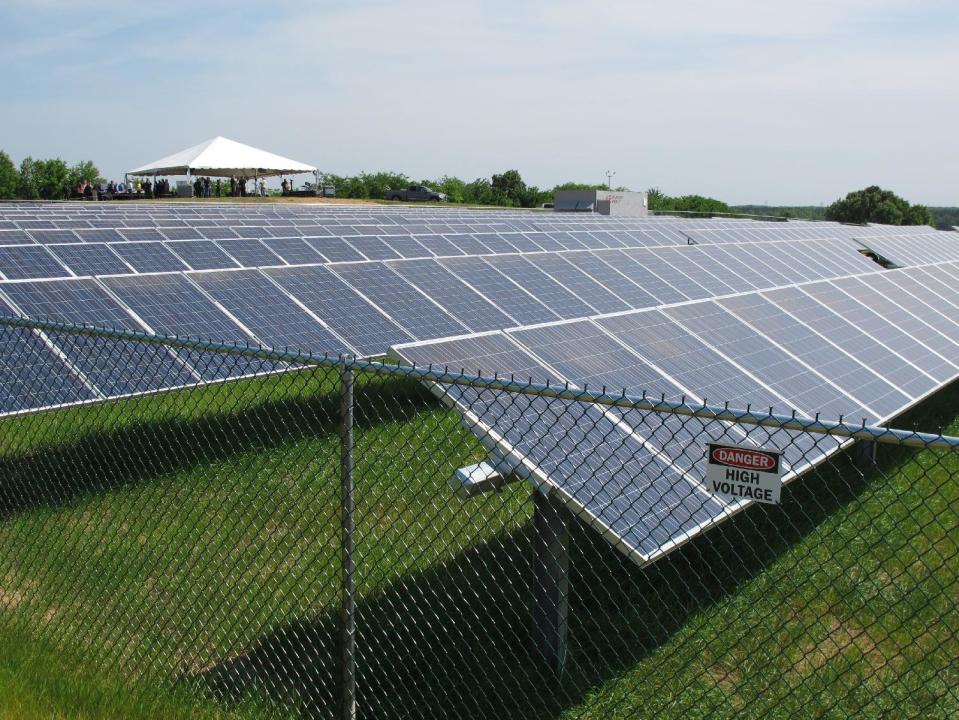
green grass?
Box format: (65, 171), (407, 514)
(0, 367), (956, 719)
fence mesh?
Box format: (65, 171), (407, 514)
(0, 318), (956, 719)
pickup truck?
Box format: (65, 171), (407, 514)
(385, 185), (447, 202)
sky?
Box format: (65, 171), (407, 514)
(0, 1), (956, 205)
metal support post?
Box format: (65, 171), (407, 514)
(531, 489), (571, 676)
(856, 439), (877, 470)
(339, 364), (357, 720)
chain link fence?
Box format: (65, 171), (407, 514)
(0, 316), (956, 719)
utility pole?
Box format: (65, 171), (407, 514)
(605, 170), (616, 191)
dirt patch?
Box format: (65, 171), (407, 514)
(705, 663), (743, 693)
(793, 615), (892, 677)
(0, 587), (24, 610)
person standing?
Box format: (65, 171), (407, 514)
(215, 178), (222, 197)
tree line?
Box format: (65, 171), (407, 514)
(0, 151), (103, 201)
(735, 187), (951, 228)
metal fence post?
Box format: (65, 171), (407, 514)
(339, 362), (356, 720)
(532, 489), (571, 676)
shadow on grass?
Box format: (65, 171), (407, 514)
(0, 372), (435, 518)
(187, 382), (959, 719)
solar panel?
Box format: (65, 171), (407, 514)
(101, 273), (259, 380)
(716, 293), (907, 418)
(261, 237), (326, 266)
(485, 255), (598, 319)
(159, 227), (204, 241)
(27, 229), (81, 244)
(0, 306), (95, 412)
(346, 236), (402, 261)
(48, 244), (132, 277)
(800, 281), (956, 384)
(264, 265), (411, 356)
(2, 279), (197, 394)
(440, 256), (560, 325)
(663, 302), (872, 421)
(329, 262), (469, 340)
(528, 255), (627, 315)
(118, 228), (166, 243)
(216, 238), (283, 268)
(165, 241), (240, 271)
(762, 286), (936, 399)
(75, 228), (126, 244)
(189, 270), (350, 354)
(0, 245), (71, 280)
(112, 243), (190, 273)
(388, 259), (516, 332)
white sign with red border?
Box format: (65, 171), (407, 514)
(706, 443), (783, 505)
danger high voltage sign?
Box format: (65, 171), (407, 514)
(706, 443), (783, 505)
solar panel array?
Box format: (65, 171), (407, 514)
(2, 201), (957, 569)
(855, 231), (959, 268)
(1, 202), (952, 416)
(392, 262), (959, 565)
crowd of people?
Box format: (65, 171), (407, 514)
(69, 175), (290, 200)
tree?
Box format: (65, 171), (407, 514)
(67, 160), (103, 190)
(646, 187), (729, 214)
(490, 169), (527, 206)
(825, 185), (933, 226)
(17, 157), (39, 199)
(32, 158), (70, 200)
(0, 151), (17, 199)
(430, 175), (467, 204)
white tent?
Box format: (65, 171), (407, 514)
(127, 136), (316, 178)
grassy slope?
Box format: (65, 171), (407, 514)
(0, 369), (956, 718)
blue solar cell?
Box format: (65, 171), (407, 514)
(3, 279), (197, 394)
(190, 270), (349, 354)
(409, 234), (464, 257)
(718, 293), (906, 419)
(166, 241), (240, 270)
(560, 251), (659, 309)
(440, 256), (560, 325)
(0, 245), (71, 279)
(102, 273), (262, 380)
(265, 265), (411, 356)
(27, 229), (81, 244)
(118, 228), (166, 243)
(346, 236), (401, 261)
(763, 285), (936, 400)
(803, 280), (956, 384)
(75, 228), (125, 243)
(0, 316), (95, 413)
(160, 227), (204, 241)
(216, 239), (283, 267)
(0, 230), (34, 245)
(485, 255), (596, 319)
(261, 238), (326, 265)
(48, 244), (132, 277)
(197, 226), (239, 240)
(527, 253), (630, 314)
(112, 242), (189, 273)
(389, 259), (516, 332)
(664, 301), (870, 421)
(302, 237), (364, 263)
(330, 262), (468, 340)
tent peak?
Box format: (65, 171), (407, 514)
(127, 137), (316, 178)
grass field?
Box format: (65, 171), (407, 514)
(0, 364), (956, 719)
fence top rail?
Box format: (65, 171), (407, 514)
(2, 313), (958, 451)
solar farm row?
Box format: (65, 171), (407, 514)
(0, 227), (879, 280)
(392, 262), (959, 565)
(0, 238), (881, 413)
(854, 232), (959, 268)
